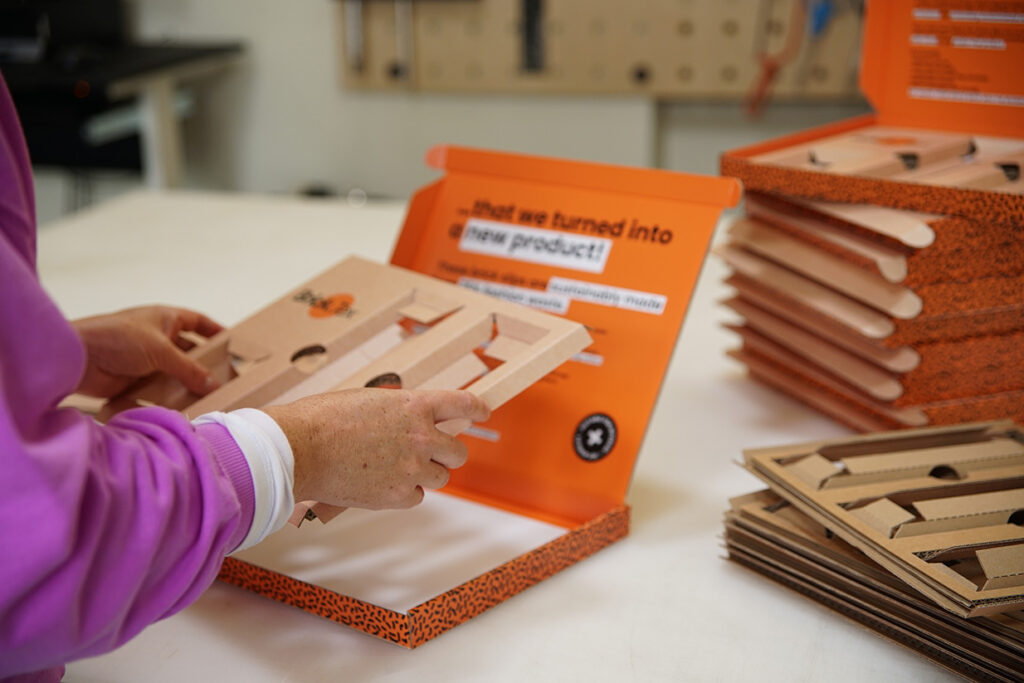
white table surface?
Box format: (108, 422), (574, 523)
(35, 190), (955, 682)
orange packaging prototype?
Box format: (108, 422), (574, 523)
(213, 146), (741, 646)
(720, 0), (1024, 225)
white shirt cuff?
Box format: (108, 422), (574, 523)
(193, 408), (295, 551)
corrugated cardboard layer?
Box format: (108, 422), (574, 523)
(742, 421), (1024, 617)
(724, 490), (1024, 682)
(720, 248), (1024, 346)
(725, 298), (1024, 405)
(723, 226), (1024, 321)
(747, 192), (1024, 286)
(730, 342), (1024, 432)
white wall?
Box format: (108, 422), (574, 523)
(32, 1), (869, 223)
(131, 0), (656, 198)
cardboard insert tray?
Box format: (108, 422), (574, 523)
(742, 421), (1024, 617)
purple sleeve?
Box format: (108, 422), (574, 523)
(0, 72), (256, 678)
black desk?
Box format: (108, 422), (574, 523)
(3, 42), (243, 186)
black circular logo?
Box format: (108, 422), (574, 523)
(573, 413), (617, 462)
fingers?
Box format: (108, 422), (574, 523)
(421, 460), (451, 490)
(425, 390), (491, 425)
(153, 343), (219, 395)
(396, 486), (425, 509)
(429, 434), (469, 469)
(173, 308), (224, 339)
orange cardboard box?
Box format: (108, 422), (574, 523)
(199, 147), (739, 646)
(720, 0), (1024, 225)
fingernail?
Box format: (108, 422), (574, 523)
(204, 375), (219, 391)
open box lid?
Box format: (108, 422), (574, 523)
(720, 1), (1024, 225)
(392, 145), (740, 527)
(860, 1), (1024, 138)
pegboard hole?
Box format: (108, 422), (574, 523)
(721, 65), (738, 82)
(811, 64), (829, 82)
(722, 19), (739, 37)
(632, 64), (651, 84)
(633, 20), (649, 35)
(678, 20), (694, 36)
(590, 19), (605, 35)
(766, 19), (784, 35)
(590, 64), (606, 80)
(677, 65), (693, 82)
(466, 62), (483, 79)
(387, 62), (406, 80)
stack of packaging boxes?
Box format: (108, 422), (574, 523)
(718, 1), (1024, 432)
(718, 3), (1024, 678)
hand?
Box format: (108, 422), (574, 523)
(264, 389), (491, 511)
(72, 306), (224, 398)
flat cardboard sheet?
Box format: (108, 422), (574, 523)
(725, 490), (1024, 682)
(742, 421), (1024, 617)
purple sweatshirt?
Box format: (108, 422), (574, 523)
(0, 74), (256, 680)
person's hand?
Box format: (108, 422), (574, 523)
(72, 305), (224, 398)
(264, 389), (490, 511)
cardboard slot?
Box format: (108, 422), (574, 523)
(745, 196), (909, 283)
(267, 323), (409, 406)
(913, 489), (1024, 522)
(914, 154), (1024, 190)
(826, 456), (1023, 492)
(880, 476), (1024, 513)
(820, 441), (1024, 490)
(717, 245), (894, 339)
(728, 297), (904, 400)
(332, 310), (493, 392)
(895, 511), (1024, 540)
(816, 423), (1005, 460)
(416, 353), (488, 391)
(762, 128), (976, 179)
(728, 218), (923, 318)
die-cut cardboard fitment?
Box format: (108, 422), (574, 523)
(742, 421), (1024, 617)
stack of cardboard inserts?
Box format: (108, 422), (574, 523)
(725, 421), (1024, 681)
(719, 191), (1024, 432)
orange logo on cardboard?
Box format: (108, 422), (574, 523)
(293, 289), (355, 318)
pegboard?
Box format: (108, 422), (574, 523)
(336, 0), (863, 99)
